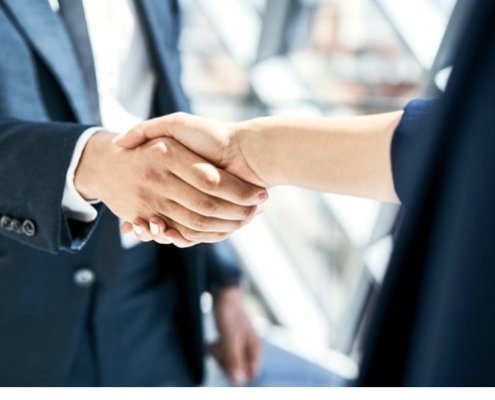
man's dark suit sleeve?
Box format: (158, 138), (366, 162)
(0, 117), (101, 253)
(204, 241), (242, 295)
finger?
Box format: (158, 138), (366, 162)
(147, 214), (232, 247)
(122, 207), (239, 246)
(246, 335), (262, 380)
(162, 228), (200, 248)
(209, 342), (224, 364)
(131, 218), (153, 242)
(163, 222), (232, 245)
(209, 342), (232, 379)
(149, 138), (268, 207)
(222, 336), (248, 385)
(183, 162), (268, 207)
(120, 221), (133, 234)
(149, 217), (173, 245)
(164, 227), (236, 247)
(145, 170), (258, 222)
(154, 197), (252, 234)
(209, 339), (248, 385)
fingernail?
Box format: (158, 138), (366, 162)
(111, 132), (127, 144)
(133, 224), (143, 235)
(232, 369), (247, 385)
(254, 192), (268, 205)
(150, 221), (160, 235)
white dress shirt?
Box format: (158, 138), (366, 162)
(54, 0), (158, 248)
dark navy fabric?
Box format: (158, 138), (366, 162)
(0, 0), (240, 386)
(65, 241), (193, 387)
(391, 99), (439, 207)
(359, 0), (495, 386)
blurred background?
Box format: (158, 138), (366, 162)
(176, 0), (458, 386)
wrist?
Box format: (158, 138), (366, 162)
(74, 130), (118, 201)
(214, 285), (242, 306)
(234, 119), (272, 187)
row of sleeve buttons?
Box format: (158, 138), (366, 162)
(0, 216), (94, 288)
(0, 216), (36, 237)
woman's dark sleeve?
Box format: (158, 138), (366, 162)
(391, 99), (440, 205)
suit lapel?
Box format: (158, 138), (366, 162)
(2, 0), (94, 123)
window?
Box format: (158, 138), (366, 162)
(179, 0), (458, 385)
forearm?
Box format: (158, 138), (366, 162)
(236, 111), (403, 202)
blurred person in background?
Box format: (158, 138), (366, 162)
(118, 0), (495, 386)
(0, 0), (262, 386)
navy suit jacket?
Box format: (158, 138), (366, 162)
(358, 0), (495, 386)
(0, 0), (240, 386)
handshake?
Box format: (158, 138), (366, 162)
(75, 113), (274, 248)
(75, 109), (402, 247)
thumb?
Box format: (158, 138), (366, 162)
(112, 123), (153, 149)
(112, 114), (179, 148)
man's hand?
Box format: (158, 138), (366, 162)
(74, 130), (267, 246)
(210, 286), (261, 385)
(115, 113), (271, 246)
(114, 112), (268, 188)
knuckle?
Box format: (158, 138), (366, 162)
(155, 198), (171, 215)
(197, 170), (221, 192)
(216, 232), (230, 242)
(192, 215), (211, 231)
(196, 197), (218, 216)
(141, 166), (161, 184)
(137, 188), (153, 207)
(149, 141), (168, 158)
(173, 111), (188, 124)
(226, 219), (243, 233)
(241, 205), (255, 220)
(233, 219), (244, 230)
(238, 187), (256, 203)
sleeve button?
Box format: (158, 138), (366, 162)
(22, 220), (36, 237)
(10, 219), (23, 234)
(0, 216), (12, 230)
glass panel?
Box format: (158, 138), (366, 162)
(179, 0), (457, 381)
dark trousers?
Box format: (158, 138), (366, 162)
(64, 242), (194, 386)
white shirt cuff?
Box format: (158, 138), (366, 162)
(62, 127), (103, 223)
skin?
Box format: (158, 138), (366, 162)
(116, 110), (403, 245)
(210, 286), (261, 385)
(74, 129), (268, 245)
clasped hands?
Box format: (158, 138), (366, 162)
(75, 113), (266, 248)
